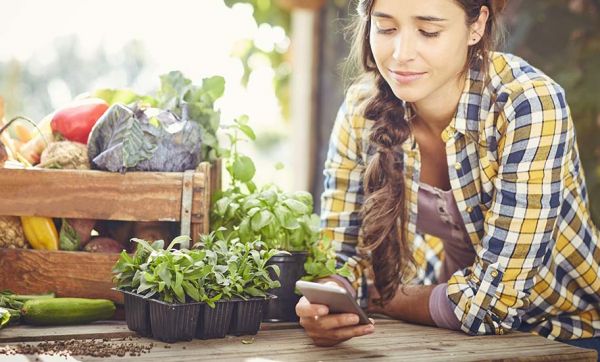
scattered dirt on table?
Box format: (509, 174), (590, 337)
(0, 338), (154, 358)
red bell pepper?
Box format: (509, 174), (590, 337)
(51, 98), (109, 144)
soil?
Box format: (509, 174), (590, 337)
(0, 336), (155, 358)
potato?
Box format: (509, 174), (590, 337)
(94, 220), (133, 245)
(83, 237), (124, 253)
(132, 221), (173, 242)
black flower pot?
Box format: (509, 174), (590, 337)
(117, 289), (152, 337)
(149, 299), (201, 343)
(263, 251), (307, 322)
(228, 296), (273, 336)
(196, 299), (236, 339)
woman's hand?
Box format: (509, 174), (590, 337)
(295, 283), (375, 347)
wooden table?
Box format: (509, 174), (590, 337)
(0, 319), (596, 361)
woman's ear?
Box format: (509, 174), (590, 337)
(469, 5), (490, 45)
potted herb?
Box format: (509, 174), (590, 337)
(211, 118), (349, 322)
(192, 232), (238, 339)
(112, 240), (158, 336)
(194, 230), (280, 337)
(113, 231), (280, 341)
(114, 236), (209, 342)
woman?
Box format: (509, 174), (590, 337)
(295, 0), (600, 353)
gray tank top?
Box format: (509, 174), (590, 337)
(416, 183), (477, 283)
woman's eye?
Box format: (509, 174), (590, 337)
(376, 26), (395, 35)
(419, 30), (440, 38)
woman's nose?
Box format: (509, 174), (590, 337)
(392, 31), (417, 62)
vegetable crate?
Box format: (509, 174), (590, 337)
(0, 161), (220, 304)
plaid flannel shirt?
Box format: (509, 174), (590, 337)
(321, 52), (600, 340)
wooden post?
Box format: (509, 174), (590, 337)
(310, 1), (352, 211)
(290, 9), (320, 192)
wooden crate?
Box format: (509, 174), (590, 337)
(0, 161), (220, 303)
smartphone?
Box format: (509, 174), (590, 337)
(295, 280), (372, 325)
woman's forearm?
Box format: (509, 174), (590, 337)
(371, 284), (437, 326)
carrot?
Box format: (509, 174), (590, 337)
(14, 124), (33, 143)
(19, 113), (54, 165)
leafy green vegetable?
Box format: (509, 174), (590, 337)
(0, 290), (56, 328)
(59, 218), (80, 251)
(91, 70), (224, 165)
(0, 307), (10, 329)
(92, 88), (158, 107)
(121, 110), (160, 168)
(156, 71), (225, 162)
(88, 103), (202, 172)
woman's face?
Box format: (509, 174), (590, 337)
(369, 0), (477, 105)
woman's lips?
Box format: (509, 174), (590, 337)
(389, 70), (427, 84)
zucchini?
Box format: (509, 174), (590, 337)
(21, 298), (115, 326)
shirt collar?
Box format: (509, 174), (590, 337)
(452, 58), (487, 136)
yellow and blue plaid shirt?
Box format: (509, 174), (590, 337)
(321, 52), (600, 340)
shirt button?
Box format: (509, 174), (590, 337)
(454, 163), (462, 171)
(490, 270), (499, 278)
(466, 206), (473, 213)
(442, 128), (455, 142)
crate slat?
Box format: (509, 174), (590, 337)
(0, 248), (123, 303)
(0, 167), (208, 223)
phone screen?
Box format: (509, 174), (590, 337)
(296, 280), (372, 325)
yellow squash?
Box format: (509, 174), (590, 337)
(20, 216), (59, 250)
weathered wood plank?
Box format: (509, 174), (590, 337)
(0, 321), (293, 344)
(0, 322), (135, 343)
(0, 320), (595, 361)
(126, 325), (595, 362)
(0, 168), (206, 223)
(0, 248), (123, 304)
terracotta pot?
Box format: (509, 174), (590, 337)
(276, 0), (326, 10)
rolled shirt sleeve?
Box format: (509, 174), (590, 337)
(430, 283), (462, 330)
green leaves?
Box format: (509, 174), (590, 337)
(235, 116), (256, 141)
(232, 156), (256, 183)
(283, 198), (309, 215)
(199, 231), (280, 301)
(155, 70), (225, 163)
(113, 233), (280, 306)
(212, 182), (320, 252)
(0, 307), (10, 329)
(251, 210), (273, 231)
(300, 236), (351, 282)
(92, 88), (158, 107)
(59, 218), (81, 251)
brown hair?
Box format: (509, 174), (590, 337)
(350, 0), (503, 305)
